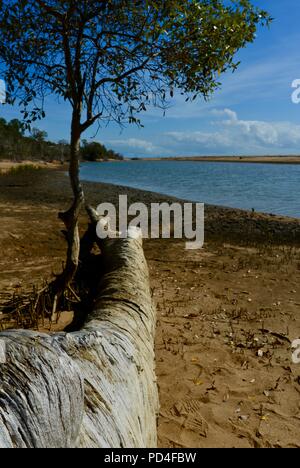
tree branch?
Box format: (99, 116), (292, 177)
(36, 0), (63, 19)
(61, 21), (77, 103)
(80, 112), (103, 133)
(95, 56), (156, 89)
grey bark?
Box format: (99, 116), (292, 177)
(0, 231), (159, 448)
(57, 110), (84, 289)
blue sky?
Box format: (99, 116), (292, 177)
(1, 0), (300, 157)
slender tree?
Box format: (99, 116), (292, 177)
(0, 0), (270, 293)
(31, 128), (48, 159)
(58, 139), (69, 163)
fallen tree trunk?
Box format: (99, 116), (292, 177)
(0, 229), (159, 448)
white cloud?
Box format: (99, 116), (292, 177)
(105, 109), (300, 157)
(211, 108), (238, 122)
(165, 108), (300, 155)
(105, 138), (161, 155)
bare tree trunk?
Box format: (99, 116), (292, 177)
(57, 108), (84, 290)
(0, 229), (159, 448)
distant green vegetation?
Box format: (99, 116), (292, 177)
(0, 118), (67, 162)
(0, 118), (123, 162)
(80, 140), (123, 162)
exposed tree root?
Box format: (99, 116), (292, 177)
(0, 208), (101, 332)
(0, 280), (81, 331)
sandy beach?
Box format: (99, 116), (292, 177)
(0, 167), (300, 448)
(141, 156), (300, 165)
(0, 160), (64, 174)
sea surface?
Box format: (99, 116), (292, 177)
(80, 161), (300, 218)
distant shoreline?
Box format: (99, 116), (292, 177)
(126, 156), (300, 165)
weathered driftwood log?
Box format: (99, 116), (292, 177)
(0, 226), (158, 448)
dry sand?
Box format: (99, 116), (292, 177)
(0, 160), (63, 174)
(141, 156), (300, 164)
(0, 168), (300, 448)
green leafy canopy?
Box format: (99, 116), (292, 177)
(0, 0), (271, 131)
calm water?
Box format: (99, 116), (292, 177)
(80, 161), (300, 218)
